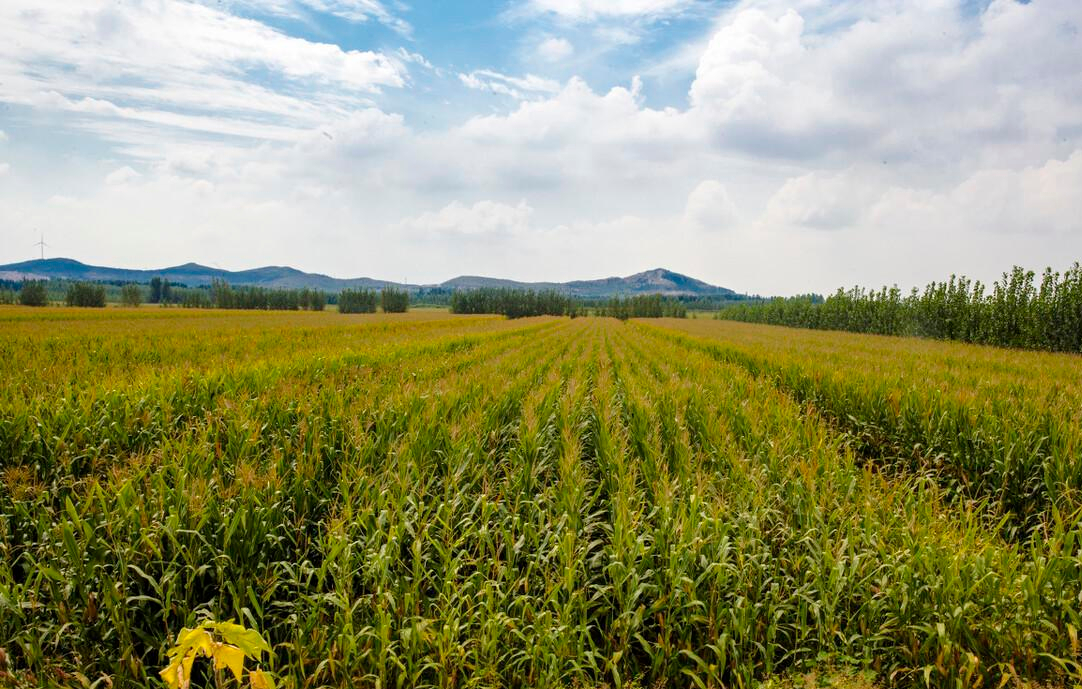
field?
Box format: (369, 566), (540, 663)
(1, 307), (1081, 688)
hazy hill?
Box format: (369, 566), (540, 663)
(0, 258), (737, 298)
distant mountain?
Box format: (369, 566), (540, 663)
(446, 269), (736, 298)
(0, 258), (738, 298)
(0, 258), (402, 291)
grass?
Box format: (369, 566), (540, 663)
(1, 307), (1080, 688)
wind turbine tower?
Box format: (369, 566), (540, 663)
(34, 233), (48, 260)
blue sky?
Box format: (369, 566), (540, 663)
(0, 0), (1079, 294)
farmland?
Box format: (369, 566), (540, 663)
(1, 307), (1081, 688)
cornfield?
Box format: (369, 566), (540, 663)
(1, 307), (1080, 688)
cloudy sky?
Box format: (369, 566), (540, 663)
(0, 0), (1079, 294)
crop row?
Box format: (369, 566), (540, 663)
(645, 318), (1082, 536)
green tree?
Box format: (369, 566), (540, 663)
(381, 288), (410, 313)
(19, 281), (48, 307)
(338, 288), (378, 313)
(120, 284), (143, 307)
(65, 282), (107, 307)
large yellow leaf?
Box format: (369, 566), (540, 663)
(212, 643), (246, 682)
(158, 658), (182, 689)
(158, 649), (197, 689)
(215, 621), (272, 656)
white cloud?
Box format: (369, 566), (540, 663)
(765, 151), (1082, 237)
(459, 70), (562, 100)
(397, 200), (535, 238)
(395, 48), (434, 70)
(763, 170), (881, 230)
(0, 130), (7, 142)
(209, 0), (411, 35)
(684, 180), (738, 230)
(537, 37), (574, 62)
(688, 8), (873, 158)
(872, 151), (1082, 237)
(525, 0), (692, 21)
(296, 0), (411, 34)
(0, 163), (9, 176)
(0, 0), (407, 153)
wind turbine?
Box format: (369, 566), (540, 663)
(33, 232), (48, 260)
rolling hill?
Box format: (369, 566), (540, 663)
(0, 258), (738, 298)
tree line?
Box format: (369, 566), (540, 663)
(718, 264), (1082, 352)
(596, 294), (688, 320)
(3, 278), (423, 313)
(337, 288), (410, 313)
(450, 289), (582, 319)
(449, 288), (690, 319)
(208, 280), (327, 311)
(5, 277), (700, 321)
(4, 281), (109, 307)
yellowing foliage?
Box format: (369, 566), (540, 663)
(160, 620), (273, 689)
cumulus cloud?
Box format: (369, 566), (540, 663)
(763, 170), (882, 230)
(765, 152), (1082, 237)
(684, 180), (738, 230)
(687, 0), (1082, 165)
(872, 151), (1082, 237)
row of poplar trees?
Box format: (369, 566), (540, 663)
(338, 287), (410, 313)
(720, 264), (1082, 353)
(597, 294), (688, 320)
(449, 289), (580, 319)
(449, 289), (689, 319)
(208, 280), (327, 311)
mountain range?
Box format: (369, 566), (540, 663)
(0, 258), (737, 298)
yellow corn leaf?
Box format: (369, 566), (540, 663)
(158, 650), (197, 689)
(160, 627), (211, 689)
(158, 658), (181, 689)
(212, 642), (246, 682)
(250, 669), (277, 689)
(165, 627), (214, 662)
(174, 627), (211, 654)
(215, 621), (272, 656)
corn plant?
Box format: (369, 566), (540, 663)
(160, 620), (274, 689)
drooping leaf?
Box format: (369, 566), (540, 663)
(212, 643), (246, 682)
(215, 621), (272, 657)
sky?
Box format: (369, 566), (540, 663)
(0, 0), (1080, 295)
